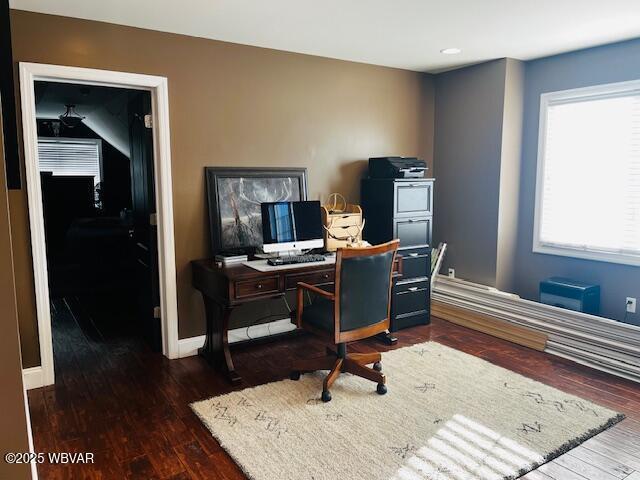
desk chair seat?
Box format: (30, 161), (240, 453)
(291, 240), (399, 402)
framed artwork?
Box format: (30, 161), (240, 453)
(205, 167), (308, 254)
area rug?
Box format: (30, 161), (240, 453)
(191, 342), (624, 480)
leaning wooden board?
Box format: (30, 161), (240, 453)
(431, 300), (548, 351)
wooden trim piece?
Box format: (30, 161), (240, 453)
(433, 276), (640, 383)
(297, 282), (335, 300)
(431, 300), (548, 351)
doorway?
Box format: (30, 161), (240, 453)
(20, 63), (179, 387)
(39, 81), (162, 354)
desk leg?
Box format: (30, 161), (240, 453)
(198, 297), (242, 385)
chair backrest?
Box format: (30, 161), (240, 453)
(334, 240), (399, 342)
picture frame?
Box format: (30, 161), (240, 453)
(205, 167), (308, 254)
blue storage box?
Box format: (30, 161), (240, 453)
(540, 277), (600, 315)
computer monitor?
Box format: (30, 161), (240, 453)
(261, 200), (324, 254)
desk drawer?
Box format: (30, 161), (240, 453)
(235, 276), (280, 299)
(393, 280), (430, 316)
(394, 181), (433, 218)
(398, 247), (430, 279)
(394, 217), (431, 248)
(285, 269), (334, 290)
(391, 311), (430, 332)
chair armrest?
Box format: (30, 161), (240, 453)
(297, 282), (335, 300)
(296, 282), (335, 328)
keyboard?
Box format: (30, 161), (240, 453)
(267, 254), (327, 266)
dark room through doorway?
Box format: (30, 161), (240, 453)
(35, 80), (161, 372)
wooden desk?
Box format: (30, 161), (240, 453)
(192, 257), (401, 384)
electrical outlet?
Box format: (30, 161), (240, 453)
(626, 297), (637, 314)
(448, 268), (455, 278)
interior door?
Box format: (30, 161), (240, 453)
(129, 91), (161, 351)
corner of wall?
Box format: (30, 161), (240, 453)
(495, 59), (526, 292)
(420, 72), (436, 174)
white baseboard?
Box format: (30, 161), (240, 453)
(433, 276), (640, 383)
(177, 318), (296, 358)
(177, 335), (207, 358)
(22, 366), (44, 390)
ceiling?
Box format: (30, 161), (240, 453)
(35, 81), (132, 157)
(10, 0), (640, 72)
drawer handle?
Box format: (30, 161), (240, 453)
(256, 283), (263, 290)
(408, 253), (419, 257)
(323, 273), (330, 279)
(408, 286), (419, 292)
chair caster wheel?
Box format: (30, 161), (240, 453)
(373, 362), (382, 372)
(290, 371), (301, 381)
(321, 390), (332, 402)
(377, 383), (387, 395)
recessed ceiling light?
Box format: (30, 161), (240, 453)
(440, 48), (461, 55)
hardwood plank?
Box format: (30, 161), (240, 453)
(173, 441), (226, 480)
(595, 427), (640, 456)
(520, 469), (554, 479)
(552, 451), (620, 480)
(582, 438), (640, 471)
(538, 461), (591, 480)
(123, 454), (162, 480)
(567, 445), (634, 479)
(431, 301), (548, 350)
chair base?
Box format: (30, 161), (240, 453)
(291, 344), (386, 402)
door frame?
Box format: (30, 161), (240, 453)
(19, 62), (179, 386)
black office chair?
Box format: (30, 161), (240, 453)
(290, 240), (399, 402)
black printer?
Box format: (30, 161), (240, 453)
(368, 157), (427, 178)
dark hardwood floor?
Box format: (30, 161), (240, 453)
(28, 299), (640, 479)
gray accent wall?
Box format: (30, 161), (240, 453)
(433, 59), (507, 286)
(514, 38), (640, 324)
(433, 58), (525, 289)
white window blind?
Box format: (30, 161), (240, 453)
(38, 138), (102, 185)
(534, 81), (640, 265)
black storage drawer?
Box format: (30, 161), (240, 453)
(394, 181), (432, 218)
(393, 280), (430, 316)
(398, 247), (430, 279)
(361, 176), (434, 332)
(394, 217), (431, 248)
(391, 310), (430, 332)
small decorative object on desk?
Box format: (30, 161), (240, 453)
(214, 251), (248, 267)
(321, 193), (365, 250)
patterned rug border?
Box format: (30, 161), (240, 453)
(191, 341), (626, 480)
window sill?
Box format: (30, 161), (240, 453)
(532, 243), (640, 267)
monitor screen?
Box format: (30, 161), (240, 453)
(261, 201), (323, 247)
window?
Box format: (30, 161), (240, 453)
(38, 138), (103, 185)
(534, 80), (640, 266)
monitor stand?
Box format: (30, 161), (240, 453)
(254, 247), (304, 259)
(277, 249), (303, 257)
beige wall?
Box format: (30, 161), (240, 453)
(10, 10), (435, 366)
(0, 101), (32, 480)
